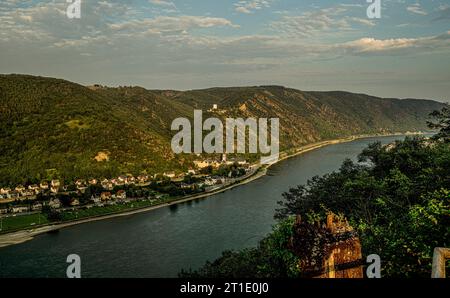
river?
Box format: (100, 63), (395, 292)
(0, 135), (409, 278)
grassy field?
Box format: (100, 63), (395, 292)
(0, 213), (49, 232)
(0, 199), (168, 234)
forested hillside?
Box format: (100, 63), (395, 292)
(0, 74), (445, 186)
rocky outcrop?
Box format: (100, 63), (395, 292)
(290, 213), (364, 278)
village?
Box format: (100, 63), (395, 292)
(0, 154), (252, 217)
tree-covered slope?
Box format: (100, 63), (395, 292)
(0, 74), (445, 186)
(0, 75), (191, 185)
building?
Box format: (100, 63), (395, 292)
(101, 179), (114, 190)
(101, 192), (112, 201)
(15, 185), (25, 193)
(50, 180), (60, 193)
(163, 172), (176, 179)
(90, 194), (100, 202)
(40, 181), (49, 190)
(193, 159), (221, 169)
(204, 177), (216, 186)
(51, 180), (60, 188)
(0, 187), (11, 195)
(180, 183), (194, 190)
(48, 199), (61, 209)
(137, 175), (149, 184)
(77, 184), (88, 192)
(226, 157), (248, 166)
(23, 190), (35, 197)
(11, 206), (29, 213)
(75, 179), (86, 187)
(115, 190), (127, 200)
(208, 104), (218, 111)
(118, 175), (128, 184)
(28, 184), (40, 194)
(127, 176), (136, 185)
(7, 191), (19, 199)
(32, 203), (43, 211)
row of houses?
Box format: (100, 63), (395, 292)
(0, 166), (251, 215)
(98, 175), (153, 190)
(193, 154), (248, 170)
(0, 189), (129, 215)
(0, 198), (62, 215)
(97, 171), (201, 190)
(0, 179), (62, 200)
(0, 174), (150, 200)
(0, 157), (247, 201)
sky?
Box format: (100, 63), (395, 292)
(0, 0), (449, 101)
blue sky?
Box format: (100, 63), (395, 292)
(0, 0), (449, 101)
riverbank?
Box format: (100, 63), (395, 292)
(0, 132), (421, 248)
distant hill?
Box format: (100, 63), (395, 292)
(0, 74), (445, 186)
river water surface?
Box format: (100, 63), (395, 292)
(0, 136), (408, 277)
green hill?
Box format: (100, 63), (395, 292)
(0, 74), (445, 186)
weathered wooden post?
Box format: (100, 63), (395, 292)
(290, 213), (363, 278)
(431, 247), (450, 278)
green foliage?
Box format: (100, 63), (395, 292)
(0, 74), (444, 187)
(427, 104), (450, 142)
(357, 189), (449, 277)
(213, 163), (246, 178)
(0, 213), (48, 232)
(0, 75), (193, 186)
(276, 137), (450, 277)
(42, 205), (63, 222)
(180, 217), (301, 278)
(188, 137), (449, 278)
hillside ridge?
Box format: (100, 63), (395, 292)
(0, 74), (445, 186)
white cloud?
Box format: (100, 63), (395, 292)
(234, 0), (273, 14)
(149, 0), (176, 9)
(433, 4), (450, 21)
(350, 17), (375, 27)
(109, 16), (239, 36)
(407, 3), (428, 15)
(338, 32), (450, 55)
(270, 7), (375, 38)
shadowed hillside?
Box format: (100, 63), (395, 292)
(0, 75), (445, 186)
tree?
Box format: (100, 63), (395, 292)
(42, 205), (62, 222)
(427, 104), (450, 142)
(200, 166), (213, 175)
(275, 137), (449, 277)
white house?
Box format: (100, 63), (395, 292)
(163, 172), (176, 179)
(32, 203), (43, 211)
(11, 206), (29, 213)
(40, 181), (49, 190)
(51, 180), (60, 188)
(0, 187), (11, 194)
(48, 199), (61, 209)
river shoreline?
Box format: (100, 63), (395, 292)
(0, 132), (421, 248)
